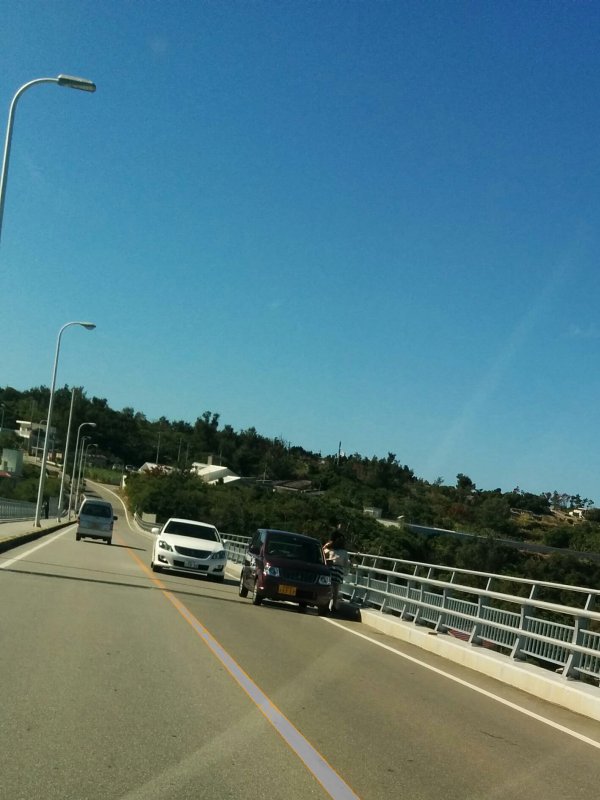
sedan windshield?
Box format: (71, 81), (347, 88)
(163, 520), (220, 541)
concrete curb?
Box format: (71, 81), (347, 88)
(0, 521), (74, 555)
(360, 609), (600, 722)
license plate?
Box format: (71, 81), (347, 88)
(186, 560), (198, 568)
(279, 584), (296, 596)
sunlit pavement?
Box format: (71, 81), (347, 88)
(0, 516), (73, 551)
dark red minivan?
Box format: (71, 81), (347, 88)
(238, 528), (332, 615)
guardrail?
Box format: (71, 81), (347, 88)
(0, 496), (60, 522)
(343, 553), (600, 685)
(133, 513), (159, 533)
(222, 534), (251, 564)
(0, 497), (37, 522)
(130, 516), (599, 684)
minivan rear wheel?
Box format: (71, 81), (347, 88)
(238, 573), (248, 598)
(251, 580), (263, 606)
(317, 604), (329, 617)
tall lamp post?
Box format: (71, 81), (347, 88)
(0, 74), (96, 247)
(68, 422), (96, 516)
(57, 388), (76, 519)
(34, 321), (96, 527)
(82, 442), (98, 488)
(74, 436), (94, 508)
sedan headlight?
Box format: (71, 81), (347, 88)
(264, 563), (280, 577)
(209, 549), (226, 561)
(318, 574), (332, 585)
(158, 540), (174, 552)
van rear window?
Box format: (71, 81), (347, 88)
(81, 503), (112, 518)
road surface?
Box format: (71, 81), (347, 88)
(1, 485), (599, 799)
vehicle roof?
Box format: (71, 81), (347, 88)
(81, 498), (112, 506)
(166, 517), (217, 528)
(259, 528), (320, 543)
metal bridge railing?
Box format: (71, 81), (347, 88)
(222, 534), (251, 564)
(342, 552), (600, 685)
(0, 497), (37, 522)
(129, 519), (599, 685)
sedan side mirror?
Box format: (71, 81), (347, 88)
(113, 515), (118, 521)
(151, 527), (160, 535)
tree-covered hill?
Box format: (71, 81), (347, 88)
(2, 384), (599, 586)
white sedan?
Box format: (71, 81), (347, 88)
(150, 517), (227, 582)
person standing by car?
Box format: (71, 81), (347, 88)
(323, 529), (350, 612)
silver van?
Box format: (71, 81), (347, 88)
(76, 499), (117, 544)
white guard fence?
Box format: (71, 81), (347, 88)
(136, 520), (600, 686)
(0, 496), (58, 522)
(0, 497), (37, 521)
(346, 553), (600, 685)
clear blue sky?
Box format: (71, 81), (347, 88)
(3, 2), (600, 501)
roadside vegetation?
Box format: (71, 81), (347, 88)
(2, 384), (599, 588)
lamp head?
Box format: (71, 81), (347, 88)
(57, 75), (96, 92)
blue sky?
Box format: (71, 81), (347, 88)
(2, 1), (600, 501)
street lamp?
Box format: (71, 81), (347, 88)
(34, 321), (96, 526)
(57, 388), (76, 519)
(69, 422), (96, 519)
(82, 442), (98, 487)
(0, 74), (96, 247)
(73, 435), (90, 514)
(68, 421), (96, 516)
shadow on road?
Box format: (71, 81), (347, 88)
(79, 540), (146, 551)
(1, 565), (247, 606)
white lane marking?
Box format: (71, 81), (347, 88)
(0, 527), (73, 570)
(167, 591), (361, 800)
(323, 618), (600, 750)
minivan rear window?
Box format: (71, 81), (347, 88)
(81, 503), (112, 518)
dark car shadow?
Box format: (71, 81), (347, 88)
(1, 566), (250, 605)
(79, 540), (145, 551)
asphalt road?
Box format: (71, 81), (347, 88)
(1, 484), (599, 800)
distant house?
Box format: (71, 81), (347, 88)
(569, 508), (586, 520)
(138, 462), (175, 475)
(190, 459), (240, 485)
(272, 479), (314, 494)
(16, 419), (57, 457)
